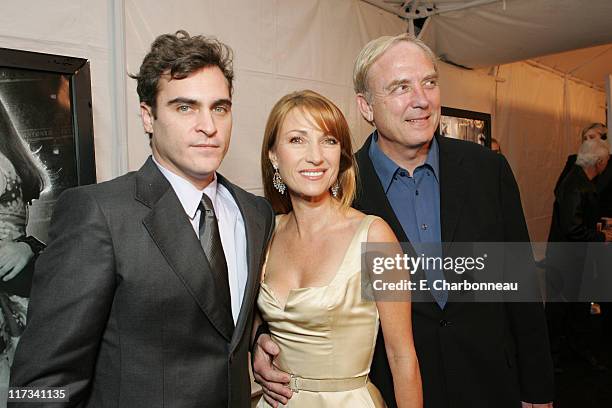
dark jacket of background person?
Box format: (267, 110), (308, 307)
(546, 164), (605, 302)
(555, 154), (612, 217)
(354, 133), (554, 408)
(549, 164), (604, 243)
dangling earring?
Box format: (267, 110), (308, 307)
(272, 164), (286, 195)
(331, 181), (340, 198)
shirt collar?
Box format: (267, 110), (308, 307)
(368, 131), (440, 191)
(152, 155), (217, 220)
(369, 131), (400, 192)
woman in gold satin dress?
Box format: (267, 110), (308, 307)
(255, 90), (422, 408)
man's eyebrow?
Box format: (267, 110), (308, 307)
(385, 73), (439, 91)
(212, 98), (232, 108)
(165, 97), (232, 109)
(167, 97), (199, 106)
(383, 78), (413, 93)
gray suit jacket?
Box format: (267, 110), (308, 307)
(10, 158), (275, 408)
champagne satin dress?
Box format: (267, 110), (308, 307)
(256, 215), (386, 407)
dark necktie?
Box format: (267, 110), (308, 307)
(199, 194), (234, 331)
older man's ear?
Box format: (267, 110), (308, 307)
(356, 94), (374, 124)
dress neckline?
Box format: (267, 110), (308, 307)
(261, 214), (374, 310)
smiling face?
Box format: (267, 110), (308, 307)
(140, 66), (232, 189)
(269, 108), (341, 202)
(357, 41), (440, 160)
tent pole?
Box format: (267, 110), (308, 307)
(607, 75), (611, 144)
(110, 0), (128, 177)
(525, 60), (604, 92)
(360, 0), (402, 16)
(362, 0), (500, 19)
(568, 45), (612, 76)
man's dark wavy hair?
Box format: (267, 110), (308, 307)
(130, 30), (234, 116)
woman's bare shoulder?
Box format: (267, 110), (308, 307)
(366, 216), (397, 243)
(340, 208), (397, 243)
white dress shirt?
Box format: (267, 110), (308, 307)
(153, 157), (248, 324)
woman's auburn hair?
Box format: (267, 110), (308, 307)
(261, 90), (357, 214)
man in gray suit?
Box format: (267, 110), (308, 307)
(10, 31), (274, 408)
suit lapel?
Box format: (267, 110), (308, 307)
(437, 134), (467, 245)
(216, 175), (266, 351)
(137, 159), (234, 342)
(354, 136), (408, 242)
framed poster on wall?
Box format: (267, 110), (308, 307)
(0, 47), (96, 243)
(0, 49), (95, 394)
(440, 107), (492, 148)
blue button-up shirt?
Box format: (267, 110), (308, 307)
(369, 132), (446, 307)
(369, 132), (442, 246)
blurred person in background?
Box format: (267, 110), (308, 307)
(555, 123), (611, 216)
(546, 137), (612, 373)
(491, 138), (502, 154)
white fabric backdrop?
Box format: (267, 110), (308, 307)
(124, 0), (406, 194)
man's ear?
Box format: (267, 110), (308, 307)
(140, 103), (155, 134)
(356, 93), (374, 124)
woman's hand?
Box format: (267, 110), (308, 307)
(0, 241), (33, 281)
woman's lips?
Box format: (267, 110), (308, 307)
(299, 169), (326, 180)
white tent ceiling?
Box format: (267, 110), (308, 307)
(532, 44), (612, 90)
(363, 0), (612, 89)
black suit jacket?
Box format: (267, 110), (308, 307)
(549, 165), (605, 244)
(354, 133), (554, 408)
(10, 158), (275, 408)
(546, 165), (605, 301)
